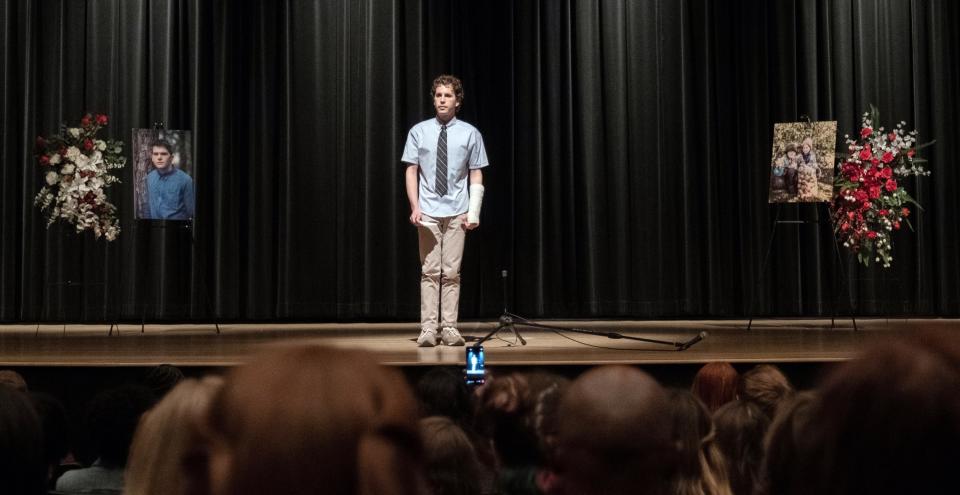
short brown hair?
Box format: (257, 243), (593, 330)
(431, 75), (464, 109)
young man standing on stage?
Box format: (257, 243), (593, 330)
(402, 75), (488, 347)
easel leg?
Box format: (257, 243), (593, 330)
(748, 205), (782, 330)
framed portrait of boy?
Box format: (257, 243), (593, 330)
(769, 121), (837, 203)
(132, 129), (195, 220)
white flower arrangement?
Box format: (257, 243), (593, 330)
(34, 113), (125, 241)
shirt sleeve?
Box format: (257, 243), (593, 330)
(468, 129), (489, 169)
(183, 175), (196, 218)
(400, 127), (420, 166)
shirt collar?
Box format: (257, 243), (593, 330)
(435, 116), (458, 128)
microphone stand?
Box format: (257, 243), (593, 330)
(472, 270), (707, 351)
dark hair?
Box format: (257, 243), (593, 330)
(143, 364), (185, 398)
(767, 334), (960, 495)
(759, 392), (819, 495)
(714, 400), (770, 495)
(416, 367), (472, 424)
(431, 74), (464, 110)
(474, 371), (568, 468)
(0, 386), (46, 495)
(0, 369), (28, 392)
(150, 140), (174, 154)
(83, 385), (155, 467)
(29, 392), (71, 474)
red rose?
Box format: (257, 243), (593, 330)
(878, 209), (888, 216)
(902, 207), (910, 217)
(871, 157), (880, 165)
(861, 127), (873, 138)
(869, 185), (881, 199)
(885, 179), (897, 192)
(841, 222), (850, 231)
(881, 167), (893, 179)
(907, 149), (916, 158)
(39, 154), (50, 166)
(881, 151), (894, 163)
(96, 114), (108, 125)
(888, 132), (896, 141)
(859, 147), (873, 161)
(893, 221), (901, 230)
(81, 114), (92, 128)
(847, 211), (856, 220)
(35, 136), (46, 149)
(867, 231), (877, 239)
(83, 139), (94, 151)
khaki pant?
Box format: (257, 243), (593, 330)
(418, 213), (465, 332)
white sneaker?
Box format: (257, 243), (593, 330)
(440, 327), (465, 346)
(417, 329), (437, 347)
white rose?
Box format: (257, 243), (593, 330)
(96, 140), (107, 151)
(62, 164), (75, 175)
(74, 154), (89, 169)
(65, 146), (81, 159)
(45, 171), (59, 185)
(68, 128), (81, 138)
(49, 154), (61, 165)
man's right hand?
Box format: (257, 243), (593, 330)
(409, 208), (422, 226)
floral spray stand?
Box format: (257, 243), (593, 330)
(746, 202), (858, 331)
(126, 121), (220, 335)
(33, 117), (125, 335)
(35, 222), (123, 336)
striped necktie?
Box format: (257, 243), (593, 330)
(436, 124), (448, 196)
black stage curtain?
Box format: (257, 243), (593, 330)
(2, 0), (958, 322)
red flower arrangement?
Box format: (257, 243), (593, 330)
(34, 113), (126, 240)
(831, 106), (932, 267)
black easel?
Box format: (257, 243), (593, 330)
(472, 270), (707, 351)
(747, 203), (858, 330)
(122, 122), (220, 335)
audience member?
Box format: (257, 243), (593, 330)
(691, 362), (738, 413)
(0, 369), (28, 391)
(475, 371), (568, 494)
(143, 364), (186, 399)
(666, 390), (732, 495)
(420, 416), (483, 495)
(714, 399), (769, 495)
(196, 345), (424, 495)
(55, 384), (155, 494)
(29, 392), (74, 489)
(738, 365), (793, 419)
(551, 365), (677, 495)
(765, 334), (960, 495)
(125, 377), (224, 495)
(0, 385), (47, 495)
(416, 367), (474, 425)
(758, 391), (818, 495)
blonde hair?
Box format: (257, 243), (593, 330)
(124, 376), (223, 495)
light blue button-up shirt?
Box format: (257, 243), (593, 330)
(401, 117), (489, 217)
(146, 167), (195, 220)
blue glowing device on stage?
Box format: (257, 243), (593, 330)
(465, 345), (486, 386)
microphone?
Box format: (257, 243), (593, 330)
(679, 331), (708, 351)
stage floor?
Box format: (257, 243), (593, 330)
(1, 318), (956, 367)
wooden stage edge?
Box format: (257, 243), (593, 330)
(1, 318), (958, 367)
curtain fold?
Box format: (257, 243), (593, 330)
(1, 0), (958, 323)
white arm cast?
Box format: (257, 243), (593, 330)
(467, 184), (484, 224)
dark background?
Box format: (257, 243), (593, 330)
(2, 0), (958, 323)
